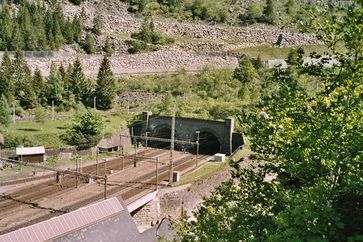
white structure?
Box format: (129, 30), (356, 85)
(16, 146), (45, 163)
(214, 153), (226, 162)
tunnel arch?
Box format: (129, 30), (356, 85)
(190, 129), (221, 155)
(149, 124), (172, 149)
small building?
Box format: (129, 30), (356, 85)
(16, 146), (45, 163)
(98, 130), (132, 153)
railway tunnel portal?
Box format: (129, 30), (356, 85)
(134, 112), (243, 155)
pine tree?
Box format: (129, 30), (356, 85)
(32, 68), (45, 103)
(46, 63), (64, 106)
(0, 5), (14, 50)
(83, 33), (95, 54)
(53, 17), (63, 49)
(262, 0), (277, 24)
(246, 3), (262, 23)
(254, 55), (264, 70)
(11, 24), (25, 50)
(94, 56), (116, 110)
(0, 95), (11, 127)
(69, 58), (88, 103)
(0, 50), (14, 102)
(92, 14), (102, 36)
(233, 56), (259, 83)
(103, 36), (113, 56)
(287, 47), (304, 66)
(72, 15), (82, 43)
(12, 49), (36, 109)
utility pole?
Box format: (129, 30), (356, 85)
(13, 102), (16, 124)
(132, 127), (137, 167)
(76, 157), (79, 188)
(195, 131), (200, 167)
(127, 93), (130, 114)
(96, 147), (99, 176)
(145, 132), (149, 149)
(104, 159), (107, 176)
(104, 175), (108, 200)
(94, 97), (97, 110)
(52, 100), (55, 120)
(169, 103), (176, 182)
(156, 157), (159, 191)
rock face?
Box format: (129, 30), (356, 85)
(118, 91), (165, 106)
(0, 0), (322, 76)
(63, 0), (319, 48)
(20, 50), (238, 76)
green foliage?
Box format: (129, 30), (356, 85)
(189, 0), (229, 22)
(262, 0), (277, 24)
(94, 56), (116, 110)
(0, 95), (10, 127)
(69, 58), (89, 103)
(233, 56), (259, 83)
(128, 17), (174, 53)
(0, 1), (84, 51)
(12, 49), (36, 109)
(0, 50), (13, 103)
(286, 47), (304, 66)
(32, 68), (45, 103)
(103, 36), (113, 56)
(46, 63), (65, 106)
(92, 14), (102, 36)
(34, 105), (46, 124)
(63, 108), (105, 150)
(83, 33), (96, 54)
(175, 3), (363, 241)
(245, 2), (262, 23)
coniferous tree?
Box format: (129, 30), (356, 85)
(11, 24), (25, 50)
(287, 47), (304, 66)
(83, 33), (96, 54)
(11, 49), (36, 109)
(254, 55), (264, 70)
(92, 14), (102, 36)
(46, 63), (64, 106)
(246, 3), (262, 23)
(72, 15), (83, 43)
(94, 56), (116, 110)
(0, 5), (13, 50)
(233, 56), (259, 83)
(0, 95), (11, 127)
(0, 50), (14, 102)
(69, 58), (88, 103)
(32, 68), (45, 103)
(103, 36), (113, 56)
(262, 0), (277, 24)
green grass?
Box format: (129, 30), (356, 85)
(1, 111), (134, 149)
(175, 139), (254, 186)
(176, 161), (229, 186)
(229, 44), (332, 60)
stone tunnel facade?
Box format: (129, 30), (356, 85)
(135, 112), (243, 155)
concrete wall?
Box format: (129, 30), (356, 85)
(141, 113), (234, 154)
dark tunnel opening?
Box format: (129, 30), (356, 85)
(192, 131), (221, 155)
(148, 126), (171, 149)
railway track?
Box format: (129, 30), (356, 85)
(0, 149), (211, 234)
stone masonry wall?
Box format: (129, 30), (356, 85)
(133, 168), (232, 227)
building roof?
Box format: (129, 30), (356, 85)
(15, 147), (45, 156)
(0, 197), (124, 242)
(98, 130), (131, 149)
